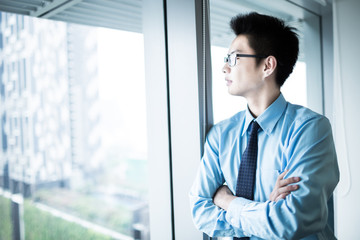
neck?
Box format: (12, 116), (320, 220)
(246, 89), (280, 118)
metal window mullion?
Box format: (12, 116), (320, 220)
(143, 0), (174, 239)
(166, 0), (212, 239)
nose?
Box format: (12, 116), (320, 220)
(222, 63), (230, 74)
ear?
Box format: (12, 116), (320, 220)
(263, 56), (277, 78)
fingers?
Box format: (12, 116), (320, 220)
(277, 184), (299, 194)
(270, 184), (299, 202)
(279, 176), (301, 187)
(276, 170), (301, 187)
(275, 193), (289, 202)
(276, 170), (289, 182)
(270, 170), (301, 202)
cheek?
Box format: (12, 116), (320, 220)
(230, 67), (243, 78)
(232, 69), (248, 83)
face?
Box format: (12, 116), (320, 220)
(223, 35), (265, 98)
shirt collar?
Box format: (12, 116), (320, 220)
(242, 93), (287, 136)
(242, 107), (256, 136)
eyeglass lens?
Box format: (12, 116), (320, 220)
(224, 53), (236, 67)
(229, 54), (236, 66)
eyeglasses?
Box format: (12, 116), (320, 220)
(224, 53), (268, 67)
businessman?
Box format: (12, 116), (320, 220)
(189, 12), (339, 239)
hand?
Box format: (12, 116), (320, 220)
(269, 170), (301, 202)
(213, 185), (237, 211)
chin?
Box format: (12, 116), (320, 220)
(228, 89), (243, 96)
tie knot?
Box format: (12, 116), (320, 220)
(250, 121), (260, 134)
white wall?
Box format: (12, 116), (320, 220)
(333, 0), (360, 238)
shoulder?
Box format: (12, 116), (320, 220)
(213, 111), (245, 131)
(284, 103), (331, 135)
(207, 111), (245, 139)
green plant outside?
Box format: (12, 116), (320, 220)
(0, 196), (12, 240)
(23, 200), (113, 240)
(33, 189), (133, 235)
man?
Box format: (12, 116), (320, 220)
(189, 12), (339, 239)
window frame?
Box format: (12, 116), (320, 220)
(0, 0), (333, 238)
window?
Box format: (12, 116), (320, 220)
(0, 1), (326, 239)
(0, 12), (149, 240)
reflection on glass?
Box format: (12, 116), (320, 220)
(0, 12), (148, 240)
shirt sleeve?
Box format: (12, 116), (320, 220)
(225, 116), (339, 239)
(189, 126), (248, 237)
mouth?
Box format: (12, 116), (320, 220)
(225, 79), (232, 86)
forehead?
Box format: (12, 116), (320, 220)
(229, 35), (253, 53)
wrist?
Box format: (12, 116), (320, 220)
(213, 185), (237, 210)
(222, 195), (237, 211)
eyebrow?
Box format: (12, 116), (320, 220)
(228, 49), (243, 55)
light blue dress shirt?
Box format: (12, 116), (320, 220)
(189, 94), (339, 239)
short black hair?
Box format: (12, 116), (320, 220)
(230, 12), (299, 87)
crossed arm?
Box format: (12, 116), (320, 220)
(213, 170), (301, 211)
(190, 117), (339, 238)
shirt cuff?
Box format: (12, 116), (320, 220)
(225, 197), (252, 229)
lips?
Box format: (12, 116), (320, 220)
(225, 79), (232, 86)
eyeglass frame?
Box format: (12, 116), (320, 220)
(224, 53), (268, 67)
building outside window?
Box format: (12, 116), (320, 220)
(0, 11), (149, 240)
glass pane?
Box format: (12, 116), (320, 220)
(0, 194), (12, 239)
(0, 10), (149, 240)
(282, 61), (307, 107)
(211, 45), (247, 123)
(210, 0), (310, 124)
